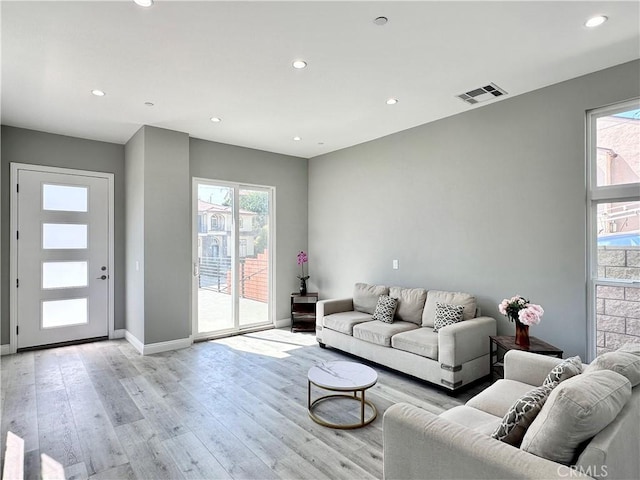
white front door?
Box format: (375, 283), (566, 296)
(13, 166), (112, 349)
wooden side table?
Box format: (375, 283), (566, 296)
(291, 292), (318, 333)
(489, 335), (563, 382)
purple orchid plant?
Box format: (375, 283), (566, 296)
(297, 251), (309, 280)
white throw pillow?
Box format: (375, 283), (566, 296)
(584, 345), (640, 387)
(521, 370), (632, 465)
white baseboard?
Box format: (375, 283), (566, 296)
(124, 330), (193, 355)
(142, 336), (193, 355)
(124, 331), (144, 354)
(275, 317), (292, 328)
(1, 344), (13, 356)
(111, 329), (126, 339)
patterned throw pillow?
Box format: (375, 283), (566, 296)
(372, 295), (398, 323)
(491, 382), (557, 446)
(433, 302), (464, 332)
(543, 356), (583, 386)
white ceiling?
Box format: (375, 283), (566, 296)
(2, 1), (639, 159)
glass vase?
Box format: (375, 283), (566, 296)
(299, 278), (307, 296)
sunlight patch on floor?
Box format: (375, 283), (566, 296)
(212, 329), (318, 359)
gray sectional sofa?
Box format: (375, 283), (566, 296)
(316, 283), (497, 391)
(383, 348), (640, 480)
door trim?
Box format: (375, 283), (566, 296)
(9, 163), (115, 354)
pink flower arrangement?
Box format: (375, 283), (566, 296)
(498, 295), (544, 326)
(297, 251), (309, 280)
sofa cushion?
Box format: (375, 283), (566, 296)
(466, 379), (534, 418)
(543, 356), (583, 386)
(353, 283), (389, 314)
(584, 345), (640, 387)
(433, 302), (464, 333)
(439, 405), (502, 437)
(372, 295), (398, 323)
(324, 311), (374, 335)
(389, 287), (427, 325)
(353, 320), (419, 347)
(491, 382), (556, 447)
(422, 290), (476, 327)
(521, 370), (632, 465)
(391, 327), (439, 360)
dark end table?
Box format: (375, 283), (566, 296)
(489, 335), (563, 382)
(291, 292), (318, 333)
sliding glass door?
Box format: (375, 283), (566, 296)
(193, 179), (273, 338)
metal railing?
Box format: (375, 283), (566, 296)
(198, 255), (269, 302)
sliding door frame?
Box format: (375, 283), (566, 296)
(191, 177), (275, 340)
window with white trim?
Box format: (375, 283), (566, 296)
(587, 99), (640, 359)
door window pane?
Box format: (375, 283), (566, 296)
(197, 184), (234, 332)
(596, 200), (640, 280)
(42, 298), (88, 328)
(42, 223), (87, 249)
(238, 188), (269, 328)
(42, 262), (88, 289)
(595, 108), (640, 187)
(43, 184), (88, 212)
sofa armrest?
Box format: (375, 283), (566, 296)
(438, 316), (496, 367)
(316, 298), (354, 342)
(316, 297), (354, 319)
(503, 350), (563, 386)
(383, 403), (591, 480)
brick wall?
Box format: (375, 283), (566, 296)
(596, 246), (640, 355)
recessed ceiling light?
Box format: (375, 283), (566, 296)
(318, 142), (324, 145)
(293, 136), (302, 141)
(210, 117), (222, 123)
(91, 89), (105, 97)
(374, 16), (388, 26)
(585, 15), (608, 27)
(386, 98), (398, 105)
(133, 0), (154, 7)
(292, 60), (307, 69)
(144, 101), (154, 107)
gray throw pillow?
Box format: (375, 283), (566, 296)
(372, 295), (397, 323)
(543, 356), (583, 386)
(433, 302), (464, 332)
(584, 346), (640, 387)
(491, 382), (557, 447)
(521, 370), (632, 465)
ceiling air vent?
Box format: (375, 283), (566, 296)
(456, 83), (507, 105)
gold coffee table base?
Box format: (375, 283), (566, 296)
(308, 383), (378, 429)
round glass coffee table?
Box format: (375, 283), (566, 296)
(307, 360), (378, 429)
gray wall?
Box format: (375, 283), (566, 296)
(143, 127), (190, 344)
(0, 126), (126, 343)
(190, 138), (308, 322)
(309, 60), (640, 359)
(124, 126), (191, 345)
(124, 127), (145, 342)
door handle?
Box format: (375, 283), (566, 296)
(97, 275), (107, 280)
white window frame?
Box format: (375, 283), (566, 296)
(191, 178), (275, 339)
(586, 98), (640, 361)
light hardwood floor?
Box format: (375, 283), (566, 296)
(1, 329), (488, 479)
